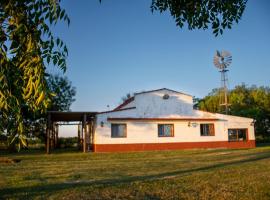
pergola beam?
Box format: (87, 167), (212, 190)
(56, 123), (82, 126)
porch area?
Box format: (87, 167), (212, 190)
(46, 111), (97, 154)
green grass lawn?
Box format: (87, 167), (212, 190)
(1, 146), (270, 200)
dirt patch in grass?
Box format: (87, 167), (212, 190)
(0, 157), (21, 164)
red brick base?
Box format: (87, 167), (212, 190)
(94, 140), (256, 152)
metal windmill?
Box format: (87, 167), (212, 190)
(213, 50), (232, 114)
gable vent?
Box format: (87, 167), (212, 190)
(163, 94), (170, 100)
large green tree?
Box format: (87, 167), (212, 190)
(197, 84), (270, 140)
(20, 74), (76, 146)
(151, 0), (247, 36)
(47, 74), (76, 111)
(0, 0), (69, 148)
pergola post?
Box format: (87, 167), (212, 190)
(55, 124), (59, 148)
(89, 120), (95, 151)
(78, 124), (81, 150)
(46, 113), (51, 154)
(52, 122), (55, 149)
(83, 113), (87, 153)
(93, 117), (97, 152)
(88, 123), (92, 150)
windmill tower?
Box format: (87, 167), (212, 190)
(213, 50), (232, 114)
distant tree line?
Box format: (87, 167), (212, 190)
(195, 84), (270, 142)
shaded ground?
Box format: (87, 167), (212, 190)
(1, 146), (270, 200)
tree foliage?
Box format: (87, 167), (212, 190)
(121, 92), (133, 103)
(16, 74), (76, 148)
(0, 0), (69, 148)
(195, 88), (223, 113)
(197, 84), (270, 139)
(151, 0), (247, 36)
(47, 74), (76, 111)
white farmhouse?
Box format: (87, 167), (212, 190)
(93, 88), (255, 152)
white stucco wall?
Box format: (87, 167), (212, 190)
(134, 89), (194, 117)
(215, 113), (255, 140)
(120, 100), (135, 109)
(95, 118), (254, 144)
(95, 89), (255, 144)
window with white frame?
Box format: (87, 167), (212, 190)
(228, 129), (247, 141)
(158, 124), (174, 137)
(111, 124), (127, 138)
(200, 124), (215, 136)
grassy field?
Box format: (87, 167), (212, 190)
(1, 146), (270, 200)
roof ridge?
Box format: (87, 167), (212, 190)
(134, 88), (192, 97)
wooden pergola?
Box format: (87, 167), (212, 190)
(46, 111), (97, 154)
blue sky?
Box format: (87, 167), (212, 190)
(51, 0), (270, 112)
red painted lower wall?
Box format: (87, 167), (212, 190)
(94, 140), (256, 152)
